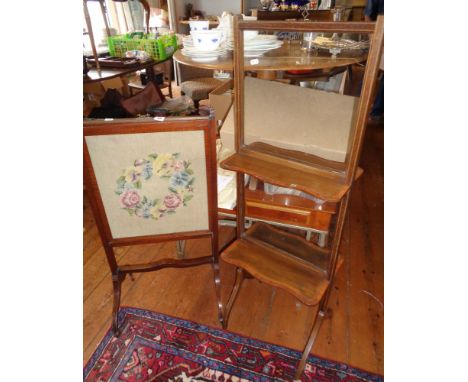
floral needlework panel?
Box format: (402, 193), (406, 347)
(86, 131), (209, 238)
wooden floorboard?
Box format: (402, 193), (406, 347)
(83, 103), (384, 375)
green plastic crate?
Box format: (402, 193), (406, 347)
(107, 34), (178, 61)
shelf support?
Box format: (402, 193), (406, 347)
(295, 308), (326, 380)
(223, 267), (245, 329)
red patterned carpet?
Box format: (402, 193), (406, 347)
(84, 307), (383, 382)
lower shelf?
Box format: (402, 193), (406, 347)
(221, 222), (342, 306)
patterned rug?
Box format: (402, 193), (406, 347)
(84, 307), (383, 382)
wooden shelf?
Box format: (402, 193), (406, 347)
(256, 10), (332, 22)
(220, 142), (363, 203)
(221, 222), (340, 306)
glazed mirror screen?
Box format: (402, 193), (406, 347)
(220, 77), (358, 162)
(85, 130), (209, 239)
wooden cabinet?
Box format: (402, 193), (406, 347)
(219, 16), (384, 380)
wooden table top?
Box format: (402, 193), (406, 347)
(173, 40), (366, 72)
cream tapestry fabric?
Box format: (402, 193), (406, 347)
(86, 131), (209, 238)
(220, 77), (358, 162)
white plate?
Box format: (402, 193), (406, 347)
(183, 44), (227, 52)
(181, 48), (228, 60)
(226, 40), (282, 51)
(227, 35), (279, 45)
(252, 35), (278, 41)
(182, 48), (227, 55)
(227, 43), (280, 50)
(227, 35), (277, 43)
(182, 50), (226, 56)
(244, 52), (265, 57)
(244, 41), (283, 49)
(243, 47), (282, 57)
(191, 56), (219, 62)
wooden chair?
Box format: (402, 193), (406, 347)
(83, 116), (223, 335)
(220, 16), (384, 380)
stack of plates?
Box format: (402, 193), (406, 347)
(182, 35), (195, 48)
(226, 35), (283, 57)
(181, 36), (228, 62)
(181, 46), (228, 62)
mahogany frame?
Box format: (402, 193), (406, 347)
(83, 116), (223, 334)
(225, 16), (384, 379)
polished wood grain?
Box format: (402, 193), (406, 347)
(247, 223), (331, 272)
(219, 186), (337, 232)
(220, 222), (334, 306)
(247, 142), (364, 180)
(83, 118), (383, 374)
(249, 142), (348, 174)
(221, 144), (351, 202)
(343, 19), (384, 184)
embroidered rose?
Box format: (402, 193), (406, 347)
(120, 190), (140, 208)
(164, 193), (182, 209)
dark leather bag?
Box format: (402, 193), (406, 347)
(120, 82), (165, 116)
(88, 88), (132, 119)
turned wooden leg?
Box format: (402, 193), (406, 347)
(223, 267), (245, 329)
(111, 271), (123, 337)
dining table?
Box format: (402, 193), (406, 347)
(173, 39), (366, 80)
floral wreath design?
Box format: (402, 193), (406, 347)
(115, 153), (195, 220)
